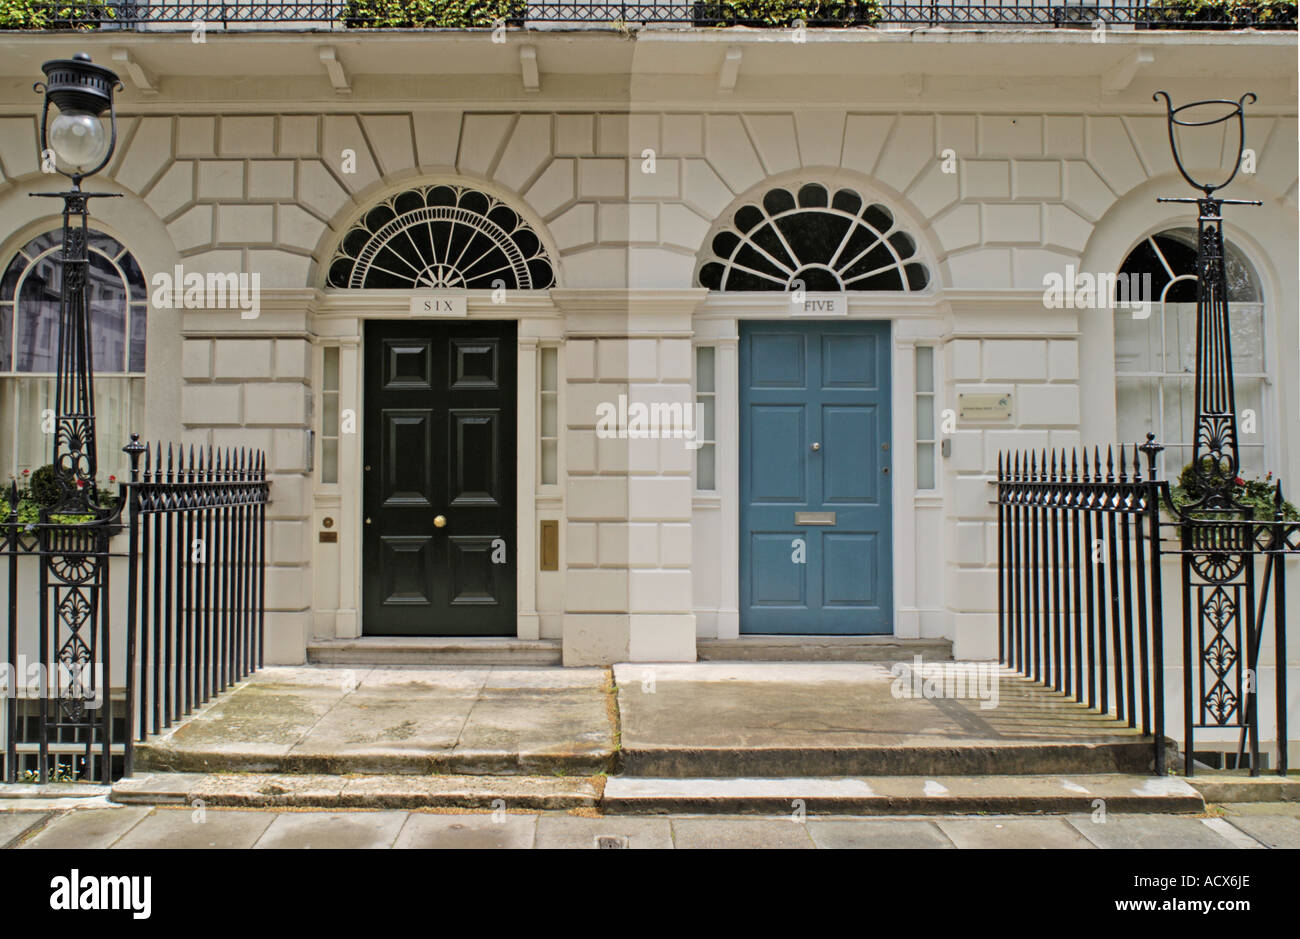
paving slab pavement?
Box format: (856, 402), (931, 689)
(136, 666), (615, 776)
(253, 810), (409, 849)
(1065, 814), (1248, 849)
(613, 663), (1162, 777)
(113, 807), (276, 849)
(1213, 814), (1300, 849)
(534, 814), (674, 849)
(806, 818), (956, 849)
(6, 807), (1299, 848)
(18, 806), (151, 849)
(0, 812), (50, 848)
(935, 817), (1097, 849)
(670, 817), (816, 849)
(393, 813), (538, 849)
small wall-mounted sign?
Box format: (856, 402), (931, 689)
(792, 293), (847, 316)
(319, 531), (338, 543)
(958, 392), (1013, 421)
(410, 294), (468, 317)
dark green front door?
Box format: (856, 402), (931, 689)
(362, 320), (517, 636)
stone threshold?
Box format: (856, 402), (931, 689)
(697, 636), (954, 662)
(307, 637), (563, 666)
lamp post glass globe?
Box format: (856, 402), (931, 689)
(48, 108), (110, 171)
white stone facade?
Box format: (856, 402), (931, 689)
(0, 29), (1295, 675)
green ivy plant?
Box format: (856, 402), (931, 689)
(0, 0), (116, 29)
(341, 0), (526, 28)
(1170, 459), (1298, 521)
(696, 0), (882, 27)
(1148, 0), (1297, 27)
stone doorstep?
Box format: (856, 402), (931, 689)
(306, 638), (563, 667)
(601, 775), (1206, 816)
(111, 772), (600, 810)
(696, 637), (955, 663)
(1183, 773), (1300, 804)
(617, 740), (1170, 778)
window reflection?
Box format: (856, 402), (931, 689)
(0, 229), (148, 479)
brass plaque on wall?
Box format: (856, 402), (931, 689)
(540, 520), (559, 571)
(958, 392), (1013, 421)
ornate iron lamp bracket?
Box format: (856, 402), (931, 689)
(1153, 91), (1261, 514)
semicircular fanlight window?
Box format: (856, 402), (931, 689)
(327, 184), (556, 290)
(698, 183), (930, 292)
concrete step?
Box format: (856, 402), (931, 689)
(111, 771), (599, 810)
(307, 638), (563, 666)
(618, 739), (1170, 777)
(110, 771), (1203, 815)
(602, 774), (1205, 815)
(696, 637), (953, 662)
(1182, 771), (1300, 804)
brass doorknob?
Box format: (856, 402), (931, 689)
(433, 515), (447, 528)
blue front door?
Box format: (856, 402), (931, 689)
(739, 320), (893, 635)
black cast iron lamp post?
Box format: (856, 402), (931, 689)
(1152, 92), (1287, 779)
(38, 52), (119, 182)
(1153, 91), (1261, 512)
(33, 53), (122, 514)
(19, 54), (124, 784)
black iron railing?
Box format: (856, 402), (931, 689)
(1173, 493), (1295, 776)
(1, 496), (121, 783)
(997, 441), (1169, 774)
(120, 436), (268, 776)
(997, 437), (1296, 776)
(0, 435), (268, 784)
(0, 1), (1294, 30)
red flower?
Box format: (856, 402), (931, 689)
(21, 469), (29, 476)
(1234, 477), (1245, 486)
(108, 475), (116, 483)
(76, 479), (86, 488)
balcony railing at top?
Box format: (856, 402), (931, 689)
(1, 1), (1295, 31)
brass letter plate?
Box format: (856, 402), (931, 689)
(795, 511), (836, 526)
(540, 520), (559, 571)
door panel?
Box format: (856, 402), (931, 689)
(363, 320), (517, 636)
(739, 320), (892, 635)
(382, 411), (435, 505)
(749, 406), (806, 502)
